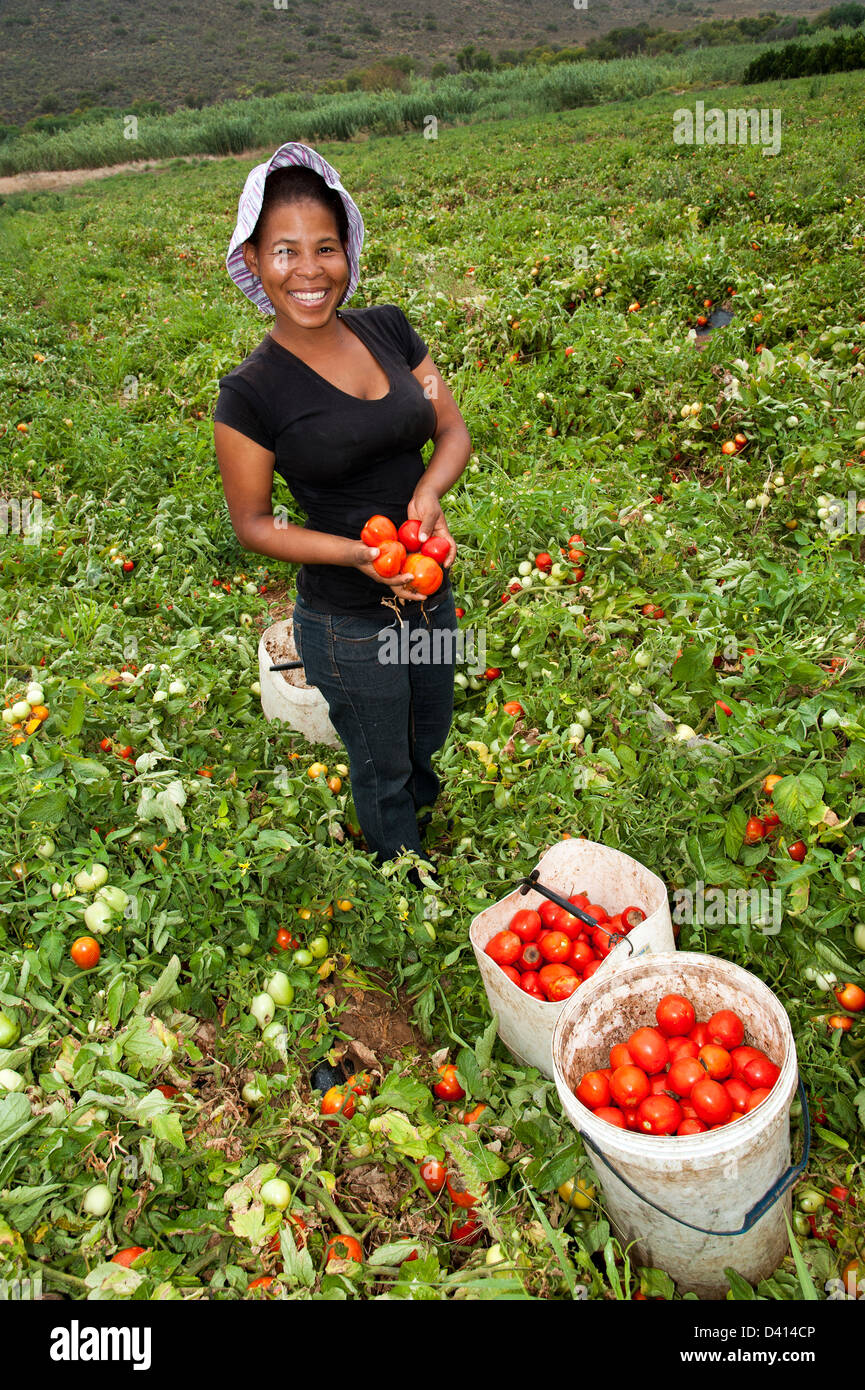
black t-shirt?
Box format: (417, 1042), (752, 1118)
(213, 303), (450, 618)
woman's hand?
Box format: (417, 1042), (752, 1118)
(407, 484), (457, 568)
(349, 541), (429, 602)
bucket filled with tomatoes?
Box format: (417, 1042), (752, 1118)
(551, 951), (804, 1299)
(469, 837), (675, 1079)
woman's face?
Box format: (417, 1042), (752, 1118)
(243, 198), (350, 330)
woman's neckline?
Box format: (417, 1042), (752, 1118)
(265, 311), (393, 403)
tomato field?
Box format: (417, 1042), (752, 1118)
(1, 67), (864, 1305)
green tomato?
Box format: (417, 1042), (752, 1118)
(792, 1211), (811, 1236)
(293, 948), (314, 968)
(234, 940), (253, 957)
(84, 900), (114, 934)
(241, 1081), (267, 1107)
(308, 936), (329, 960)
(260, 1178), (291, 1209)
(0, 1012), (20, 1048)
(797, 1189), (824, 1214)
(266, 972), (294, 1007)
(74, 863), (109, 893)
(250, 993), (276, 1029)
(82, 1183), (113, 1217)
(96, 885), (129, 913)
(35, 837), (56, 860)
(0, 1068), (25, 1092)
(853, 923), (865, 953)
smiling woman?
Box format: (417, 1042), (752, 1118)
(213, 142), (472, 868)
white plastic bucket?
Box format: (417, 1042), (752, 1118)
(469, 838), (675, 1079)
(258, 619), (341, 748)
(551, 951), (807, 1299)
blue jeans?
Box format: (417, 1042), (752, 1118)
(292, 590), (457, 863)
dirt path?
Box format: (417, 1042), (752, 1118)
(0, 147), (275, 196)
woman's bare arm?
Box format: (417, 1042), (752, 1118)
(407, 354), (472, 563)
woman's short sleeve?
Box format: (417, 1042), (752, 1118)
(390, 306), (429, 371)
(213, 380), (275, 452)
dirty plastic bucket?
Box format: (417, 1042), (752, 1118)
(469, 838), (675, 1079)
(258, 620), (341, 748)
(551, 951), (809, 1299)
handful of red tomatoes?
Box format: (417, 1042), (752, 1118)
(360, 514), (447, 595)
(574, 994), (781, 1135)
(484, 894), (647, 1002)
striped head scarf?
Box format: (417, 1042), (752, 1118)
(226, 141), (365, 314)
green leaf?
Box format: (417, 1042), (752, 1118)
(475, 1015), (498, 1072)
(670, 642), (714, 683)
(772, 774), (824, 831)
(0, 1092), (40, 1152)
(230, 1204), (268, 1246)
(456, 1045), (484, 1099)
(640, 1267), (676, 1300)
(134, 955), (181, 1015)
(528, 1142), (584, 1193)
(68, 757), (110, 785)
(440, 1125), (508, 1188)
(724, 1266), (758, 1299)
(62, 691), (86, 739)
(368, 1241), (422, 1266)
(783, 1215), (820, 1300)
(373, 1070), (432, 1116)
(254, 829), (300, 852)
(24, 791), (68, 825)
(152, 1112), (186, 1151)
(725, 805), (748, 859)
(279, 1225), (315, 1286)
(814, 1126), (848, 1150)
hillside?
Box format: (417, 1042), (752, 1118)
(0, 0), (825, 123)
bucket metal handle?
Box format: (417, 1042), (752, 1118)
(578, 1077), (811, 1237)
(518, 871), (634, 955)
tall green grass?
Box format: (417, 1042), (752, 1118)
(0, 42), (778, 177)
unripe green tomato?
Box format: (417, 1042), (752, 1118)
(634, 649), (651, 668)
(35, 837), (56, 860)
(797, 1189), (824, 1214)
(853, 923), (865, 952)
(250, 681), (261, 696)
(241, 1081), (267, 1106)
(0, 1068), (25, 1092)
(74, 863), (109, 893)
(792, 1211), (811, 1236)
(0, 1012), (20, 1048)
(262, 1021), (288, 1052)
(250, 993), (276, 1029)
(454, 673), (468, 689)
(83, 1183), (113, 1217)
(84, 900), (114, 934)
(266, 972), (294, 1007)
(293, 948), (314, 968)
(260, 1178), (291, 1209)
(96, 885), (129, 913)
(234, 940), (253, 957)
(307, 936), (329, 960)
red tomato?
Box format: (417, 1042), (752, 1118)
(397, 519), (422, 552)
(569, 940), (595, 971)
(730, 1045), (763, 1081)
(581, 902), (608, 926)
(827, 1185), (856, 1215)
(691, 1077), (732, 1126)
(326, 1234), (362, 1264)
(503, 700), (524, 717)
(595, 1106), (627, 1129)
(689, 1022), (710, 1048)
(403, 553), (442, 595)
(433, 1064), (465, 1101)
(373, 540), (407, 578)
(742, 1054), (780, 1090)
(538, 901), (578, 933)
(420, 536), (450, 566)
(111, 1247), (146, 1267)
(609, 1065), (651, 1109)
(743, 816), (765, 844)
(538, 930), (571, 963)
(835, 983), (865, 1013)
(70, 936), (100, 970)
(698, 1044), (733, 1081)
(418, 1158), (446, 1194)
(446, 1173), (487, 1209)
(519, 970), (542, 994)
(649, 1072), (672, 1095)
(707, 1009), (745, 1049)
(360, 515), (397, 548)
(591, 926), (615, 959)
(154, 1084), (178, 1099)
(320, 1086), (355, 1121)
(627, 1027), (670, 1076)
(621, 906), (647, 931)
(450, 1215), (482, 1245)
(538, 963), (577, 996)
(666, 1056), (704, 1098)
(667, 1036), (699, 1063)
(275, 927), (299, 951)
(535, 552), (553, 572)
(636, 1094), (683, 1135)
(676, 1118), (708, 1135)
(547, 974), (580, 1001)
(787, 841), (807, 862)
(609, 1043), (633, 1069)
(517, 941), (543, 972)
(500, 965), (521, 986)
(485, 931), (521, 967)
(575, 1071), (611, 1110)
(582, 959), (603, 980)
(724, 1078), (753, 1113)
(746, 1087), (772, 1112)
(655, 994), (696, 1038)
